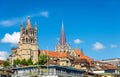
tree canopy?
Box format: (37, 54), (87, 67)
(13, 54), (50, 67)
(38, 54), (50, 65)
(13, 58), (21, 67)
(13, 58), (33, 67)
(2, 61), (9, 67)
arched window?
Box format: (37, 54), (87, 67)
(30, 38), (32, 43)
(26, 38), (28, 43)
(26, 30), (28, 35)
(23, 31), (25, 36)
(22, 39), (25, 43)
(31, 32), (32, 36)
(33, 32), (34, 36)
(33, 39), (35, 43)
(32, 38), (33, 43)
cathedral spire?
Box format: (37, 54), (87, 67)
(26, 16), (32, 29)
(59, 21), (66, 45)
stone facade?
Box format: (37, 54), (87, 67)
(9, 17), (38, 64)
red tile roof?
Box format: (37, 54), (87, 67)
(74, 48), (92, 61)
(74, 48), (84, 57)
(39, 50), (68, 58)
(0, 60), (4, 65)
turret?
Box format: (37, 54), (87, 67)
(34, 22), (37, 30)
(26, 16), (32, 29)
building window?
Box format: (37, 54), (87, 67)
(23, 31), (25, 36)
(26, 30), (28, 35)
(22, 39), (25, 43)
(26, 38), (28, 43)
(30, 38), (32, 43)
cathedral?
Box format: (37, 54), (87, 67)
(9, 17), (117, 73)
(9, 17), (92, 68)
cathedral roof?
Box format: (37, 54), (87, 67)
(74, 47), (84, 57)
(26, 16), (32, 29)
(74, 47), (92, 61)
(39, 50), (68, 58)
(80, 56), (92, 61)
(74, 47), (80, 55)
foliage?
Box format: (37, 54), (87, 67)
(27, 58), (33, 65)
(13, 58), (21, 67)
(13, 54), (49, 67)
(13, 58), (33, 67)
(38, 54), (50, 65)
(20, 59), (28, 65)
(3, 61), (9, 67)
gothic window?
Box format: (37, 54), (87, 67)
(26, 38), (28, 43)
(30, 38), (32, 43)
(33, 39), (35, 43)
(31, 31), (32, 36)
(22, 31), (25, 36)
(28, 38), (30, 43)
(22, 39), (25, 43)
(26, 30), (28, 35)
(33, 32), (35, 36)
(32, 38), (34, 43)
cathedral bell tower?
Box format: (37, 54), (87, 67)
(18, 17), (38, 63)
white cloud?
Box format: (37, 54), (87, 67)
(0, 11), (49, 26)
(74, 39), (82, 44)
(0, 51), (9, 60)
(93, 42), (105, 51)
(40, 11), (48, 18)
(110, 44), (118, 48)
(1, 32), (20, 44)
(0, 20), (16, 26)
(0, 17), (26, 27)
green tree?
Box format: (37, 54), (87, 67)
(38, 54), (50, 65)
(13, 58), (21, 67)
(3, 61), (9, 67)
(21, 59), (28, 65)
(27, 58), (33, 65)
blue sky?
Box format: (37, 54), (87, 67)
(0, 0), (120, 60)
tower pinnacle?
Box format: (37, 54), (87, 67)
(26, 16), (32, 29)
